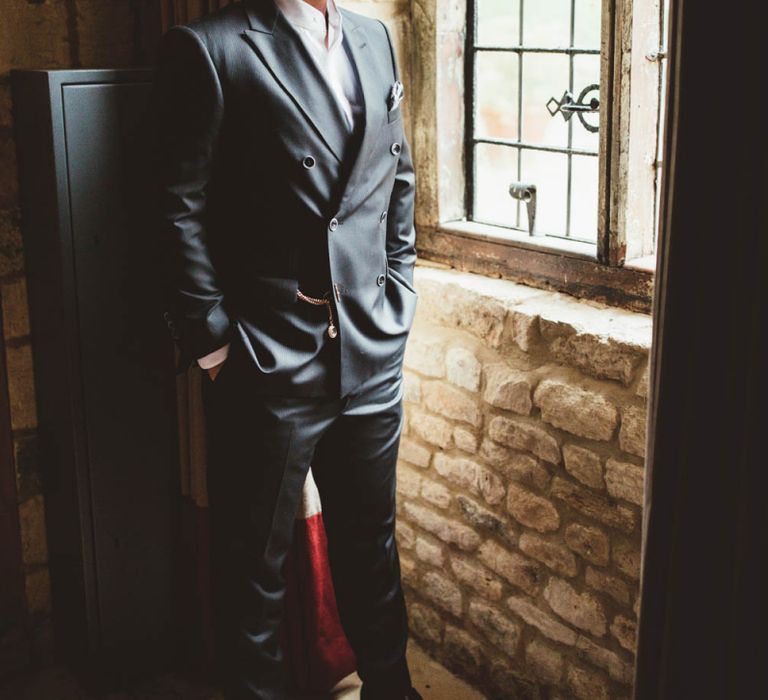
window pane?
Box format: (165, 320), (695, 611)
(521, 54), (569, 148)
(520, 149), (568, 236)
(477, 0), (520, 46)
(571, 53), (601, 152)
(523, 0), (571, 46)
(475, 51), (519, 140)
(474, 144), (520, 228)
(569, 155), (599, 241)
(573, 0), (602, 48)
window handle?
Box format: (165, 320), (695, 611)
(509, 182), (538, 236)
(546, 84), (600, 133)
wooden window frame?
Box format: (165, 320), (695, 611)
(411, 0), (665, 314)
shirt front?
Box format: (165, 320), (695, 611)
(274, 0), (363, 132)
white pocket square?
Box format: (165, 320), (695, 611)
(387, 80), (404, 112)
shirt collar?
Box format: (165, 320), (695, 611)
(274, 0), (343, 49)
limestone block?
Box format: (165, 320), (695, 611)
(565, 523), (610, 567)
(506, 596), (577, 646)
(526, 639), (564, 684)
(478, 540), (542, 596)
(420, 479), (452, 509)
(446, 346), (481, 392)
(4, 343), (38, 431)
(488, 415), (561, 465)
(403, 501), (481, 551)
(506, 483), (560, 533)
(519, 533), (577, 577)
(408, 408), (453, 448)
(480, 440), (551, 490)
(563, 444), (604, 490)
(585, 567), (631, 605)
(423, 381), (482, 428)
(610, 615), (637, 652)
(423, 571), (462, 617)
(576, 635), (634, 684)
(453, 426), (478, 454)
(396, 463), (422, 498)
(544, 578), (607, 637)
(566, 663), (611, 700)
(456, 495), (516, 547)
(398, 436), (432, 468)
(483, 363), (533, 415)
(415, 536), (444, 567)
(468, 600), (521, 656)
(409, 602), (444, 645)
(396, 521), (415, 549)
(605, 458), (644, 505)
(404, 335), (446, 377)
(533, 379), (618, 442)
(450, 554), (503, 602)
(402, 370), (422, 403)
(18, 495), (48, 565)
(443, 625), (485, 676)
(434, 453), (504, 505)
(1, 276), (30, 340)
(619, 406), (648, 458)
(551, 478), (637, 533)
(612, 539), (641, 580)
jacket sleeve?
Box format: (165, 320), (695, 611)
(379, 21), (417, 289)
(149, 24), (234, 367)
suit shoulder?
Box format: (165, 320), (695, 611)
(340, 7), (389, 39)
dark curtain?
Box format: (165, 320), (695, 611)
(635, 1), (768, 698)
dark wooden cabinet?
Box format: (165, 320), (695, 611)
(11, 69), (180, 680)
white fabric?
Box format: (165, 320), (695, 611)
(198, 0), (362, 370)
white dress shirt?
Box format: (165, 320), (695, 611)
(197, 0), (362, 370)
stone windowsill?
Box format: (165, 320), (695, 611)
(412, 261), (653, 375)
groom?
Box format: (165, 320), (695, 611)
(150, 0), (420, 698)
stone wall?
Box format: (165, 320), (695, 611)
(397, 263), (651, 699)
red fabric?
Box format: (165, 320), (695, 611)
(283, 512), (357, 693)
(176, 497), (356, 693)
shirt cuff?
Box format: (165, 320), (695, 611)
(197, 342), (230, 369)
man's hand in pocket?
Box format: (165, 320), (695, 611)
(207, 360), (225, 382)
(198, 342), (231, 381)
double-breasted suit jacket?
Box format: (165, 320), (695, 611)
(150, 0), (418, 398)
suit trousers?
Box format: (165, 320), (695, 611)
(200, 330), (412, 700)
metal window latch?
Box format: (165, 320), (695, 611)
(546, 84), (600, 133)
(509, 182), (538, 235)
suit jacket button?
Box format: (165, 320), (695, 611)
(380, 211), (387, 222)
(376, 273), (386, 286)
(329, 217), (339, 231)
(302, 155), (316, 169)
(390, 142), (402, 155)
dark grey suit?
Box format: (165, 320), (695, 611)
(151, 0), (417, 399)
(150, 1), (418, 699)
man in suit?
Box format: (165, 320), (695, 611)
(150, 0), (420, 698)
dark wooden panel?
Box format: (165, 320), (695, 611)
(61, 82), (178, 656)
(635, 1), (768, 697)
(11, 69), (180, 680)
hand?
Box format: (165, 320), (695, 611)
(206, 359), (226, 382)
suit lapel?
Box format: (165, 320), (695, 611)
(242, 0), (351, 162)
(334, 9), (388, 210)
